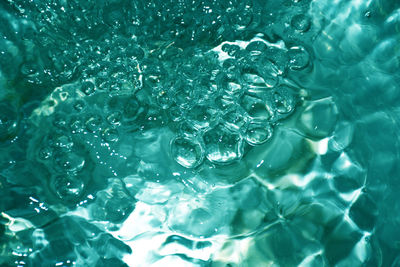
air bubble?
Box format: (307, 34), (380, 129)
(53, 135), (74, 151)
(223, 109), (247, 131)
(102, 128), (119, 143)
(106, 111), (122, 126)
(203, 124), (244, 164)
(187, 105), (215, 129)
(80, 81), (96, 96)
(0, 102), (18, 141)
(54, 152), (86, 173)
(70, 118), (85, 134)
(287, 46), (310, 70)
(51, 174), (84, 200)
(246, 41), (268, 57)
(73, 100), (85, 112)
(272, 86), (296, 115)
(123, 97), (141, 122)
(85, 115), (102, 133)
(171, 136), (204, 168)
(291, 14), (311, 32)
(241, 94), (271, 121)
(38, 146), (53, 160)
(245, 122), (273, 145)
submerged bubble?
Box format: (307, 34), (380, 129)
(291, 14), (311, 32)
(85, 115), (103, 133)
(203, 124), (244, 164)
(80, 81), (96, 96)
(245, 122), (273, 145)
(106, 111), (122, 126)
(287, 46), (310, 70)
(102, 128), (119, 143)
(51, 174), (85, 200)
(241, 94), (271, 121)
(0, 102), (18, 141)
(272, 87), (296, 115)
(171, 136), (204, 168)
(54, 151), (86, 173)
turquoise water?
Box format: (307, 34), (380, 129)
(1, 0), (400, 266)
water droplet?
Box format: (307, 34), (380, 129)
(203, 124), (243, 164)
(246, 122), (273, 145)
(291, 14), (311, 32)
(246, 41), (268, 57)
(171, 136), (204, 168)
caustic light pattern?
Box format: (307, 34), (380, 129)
(1, 0), (400, 266)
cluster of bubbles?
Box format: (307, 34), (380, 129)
(167, 37), (310, 168)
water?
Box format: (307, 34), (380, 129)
(0, 0), (399, 266)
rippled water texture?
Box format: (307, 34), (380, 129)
(1, 0), (400, 266)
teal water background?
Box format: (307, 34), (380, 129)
(1, 0), (400, 266)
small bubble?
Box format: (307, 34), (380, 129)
(203, 124), (244, 164)
(106, 111), (122, 126)
(156, 90), (172, 109)
(53, 135), (74, 150)
(0, 102), (18, 141)
(102, 128), (119, 142)
(123, 97), (140, 122)
(245, 122), (273, 145)
(73, 100), (85, 112)
(246, 41), (268, 57)
(291, 14), (311, 32)
(287, 46), (310, 70)
(54, 152), (85, 173)
(272, 87), (296, 115)
(85, 115), (102, 133)
(241, 94), (271, 121)
(223, 109), (247, 131)
(222, 44), (240, 57)
(38, 146), (52, 160)
(51, 174), (84, 200)
(80, 81), (96, 96)
(171, 136), (204, 168)
(70, 117), (85, 134)
(187, 105), (215, 129)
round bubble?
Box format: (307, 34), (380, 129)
(51, 174), (85, 200)
(291, 14), (311, 32)
(171, 136), (204, 168)
(80, 81), (96, 96)
(287, 46), (310, 70)
(246, 122), (273, 145)
(102, 128), (119, 143)
(203, 124), (244, 164)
